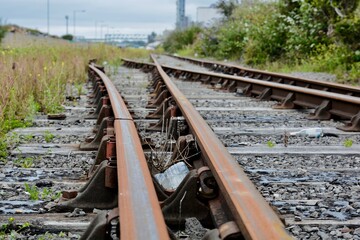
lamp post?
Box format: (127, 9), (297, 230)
(47, 0), (50, 34)
(73, 9), (85, 38)
(65, 15), (69, 35)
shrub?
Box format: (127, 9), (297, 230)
(0, 24), (7, 43)
(163, 26), (202, 53)
(334, 17), (360, 51)
(61, 34), (73, 41)
(193, 26), (220, 57)
(215, 20), (246, 59)
(243, 4), (287, 64)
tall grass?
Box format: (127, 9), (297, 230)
(0, 41), (150, 134)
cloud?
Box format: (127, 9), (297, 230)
(0, 0), (217, 37)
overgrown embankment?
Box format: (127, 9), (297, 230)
(163, 0), (360, 85)
(0, 25), (7, 43)
(0, 37), (150, 159)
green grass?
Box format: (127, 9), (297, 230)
(24, 183), (39, 201)
(14, 157), (34, 168)
(44, 130), (55, 143)
(343, 139), (353, 148)
(267, 140), (276, 148)
(0, 217), (30, 239)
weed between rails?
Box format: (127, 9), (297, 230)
(24, 183), (61, 201)
(44, 130), (55, 143)
(14, 157), (34, 168)
(0, 217), (31, 239)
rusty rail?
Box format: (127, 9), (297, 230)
(122, 59), (360, 131)
(137, 55), (293, 239)
(88, 65), (169, 239)
(168, 54), (360, 98)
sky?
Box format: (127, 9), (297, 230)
(0, 0), (215, 38)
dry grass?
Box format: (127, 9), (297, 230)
(0, 37), (150, 133)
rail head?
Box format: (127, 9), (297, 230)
(150, 55), (292, 239)
(89, 64), (169, 239)
(89, 65), (132, 120)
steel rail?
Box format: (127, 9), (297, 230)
(149, 55), (291, 239)
(163, 65), (360, 122)
(122, 59), (360, 131)
(89, 65), (169, 239)
(159, 64), (360, 107)
(167, 54), (360, 98)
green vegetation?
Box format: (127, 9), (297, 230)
(0, 26), (7, 43)
(24, 183), (39, 200)
(23, 134), (34, 141)
(164, 0), (360, 84)
(6, 132), (21, 149)
(343, 138), (353, 147)
(14, 157), (34, 168)
(0, 217), (30, 239)
(0, 34), (151, 159)
(24, 183), (61, 201)
(267, 140), (276, 148)
(61, 34), (73, 41)
(0, 20), (7, 43)
(44, 130), (55, 143)
(0, 136), (7, 161)
(163, 26), (202, 54)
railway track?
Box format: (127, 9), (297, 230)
(0, 54), (359, 239)
(167, 54), (360, 98)
(75, 60), (290, 239)
(122, 55), (360, 239)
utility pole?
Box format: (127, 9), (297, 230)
(65, 15), (69, 35)
(47, 0), (50, 34)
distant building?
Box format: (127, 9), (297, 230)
(176, 0), (187, 29)
(197, 7), (223, 27)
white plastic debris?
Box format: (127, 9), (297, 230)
(154, 162), (189, 190)
(289, 128), (323, 138)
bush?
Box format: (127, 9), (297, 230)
(335, 18), (360, 51)
(61, 34), (73, 41)
(163, 26), (202, 53)
(215, 20), (246, 59)
(0, 25), (7, 43)
(165, 0), (360, 83)
(243, 4), (287, 64)
(193, 26), (220, 57)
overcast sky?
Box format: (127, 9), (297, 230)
(0, 0), (215, 38)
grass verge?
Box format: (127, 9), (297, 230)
(0, 38), (151, 160)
